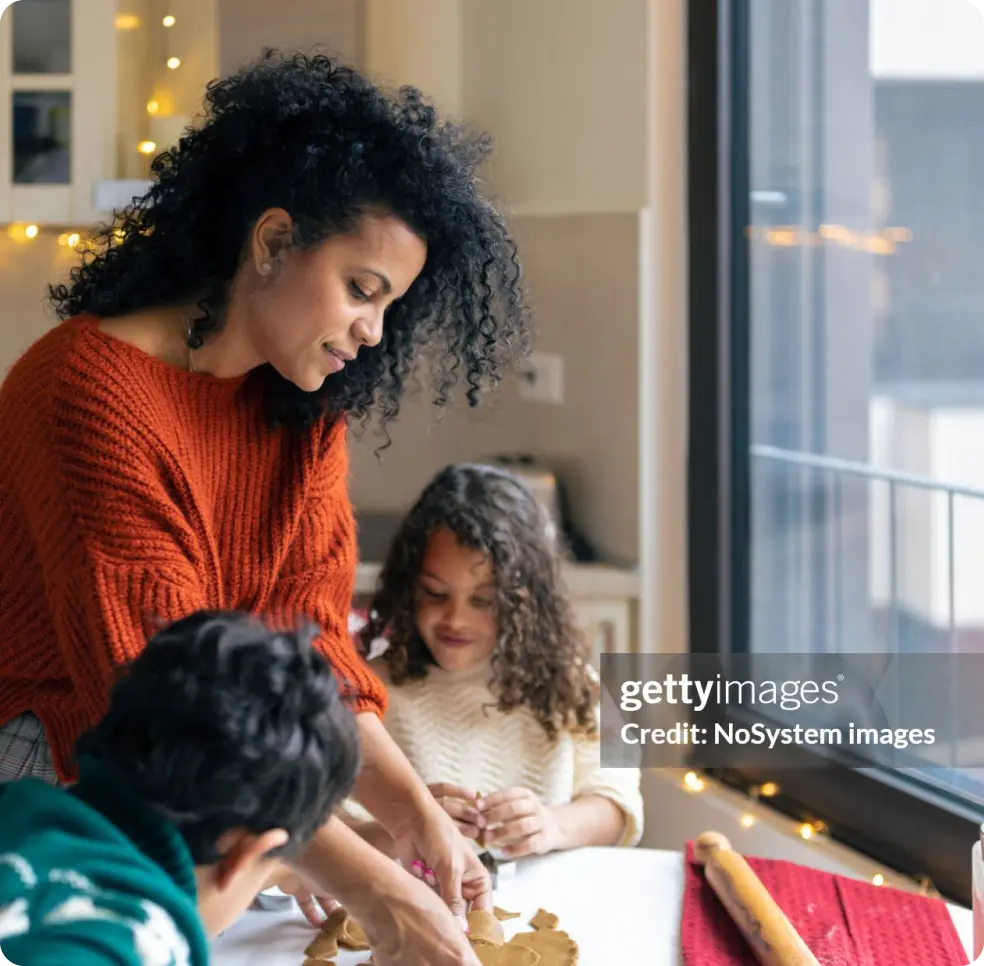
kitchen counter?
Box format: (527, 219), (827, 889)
(355, 560), (641, 599)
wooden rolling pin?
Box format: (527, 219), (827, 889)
(694, 831), (820, 966)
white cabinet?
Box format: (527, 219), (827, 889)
(0, 0), (116, 224)
(572, 598), (633, 669)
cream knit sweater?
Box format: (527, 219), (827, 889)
(346, 655), (644, 849)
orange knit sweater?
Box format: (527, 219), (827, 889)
(0, 315), (386, 781)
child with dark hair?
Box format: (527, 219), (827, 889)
(350, 464), (643, 861)
(0, 611), (360, 965)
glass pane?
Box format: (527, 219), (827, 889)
(12, 91), (71, 184)
(12, 0), (71, 74)
(746, 0), (984, 803)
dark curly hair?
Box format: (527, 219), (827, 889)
(361, 464), (598, 740)
(75, 610), (361, 864)
(49, 51), (530, 431)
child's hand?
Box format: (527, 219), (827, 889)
(478, 787), (560, 858)
(427, 782), (483, 841)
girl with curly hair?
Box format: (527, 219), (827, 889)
(350, 464), (644, 860)
(0, 51), (530, 966)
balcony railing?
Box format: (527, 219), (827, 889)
(751, 444), (984, 656)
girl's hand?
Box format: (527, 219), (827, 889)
(427, 782), (482, 842)
(478, 787), (561, 858)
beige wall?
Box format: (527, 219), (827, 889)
(153, 0), (219, 118)
(508, 213), (640, 565)
(462, 0), (649, 216)
(365, 0), (462, 116)
(0, 235), (73, 372)
(218, 0), (362, 73)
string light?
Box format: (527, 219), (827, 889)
(162, 14), (176, 26)
(167, 57), (181, 70)
(114, 13), (141, 29)
(137, 140), (157, 155)
(725, 776), (941, 899)
(683, 771), (706, 793)
(24, 225), (39, 239)
(146, 99), (160, 115)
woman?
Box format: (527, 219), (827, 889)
(0, 52), (529, 966)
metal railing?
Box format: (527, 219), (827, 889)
(751, 444), (984, 655)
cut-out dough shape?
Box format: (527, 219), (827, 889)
(471, 942), (541, 966)
(469, 909), (506, 945)
(529, 909), (560, 930)
(494, 906), (522, 921)
(510, 928), (579, 965)
(303, 932), (338, 961)
(338, 914), (371, 951)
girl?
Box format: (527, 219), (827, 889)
(353, 463), (644, 859)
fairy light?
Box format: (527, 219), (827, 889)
(147, 99), (160, 115)
(162, 14), (176, 26)
(137, 140), (157, 155)
(114, 13), (141, 29)
(683, 772), (706, 793)
(871, 873), (885, 886)
(798, 823), (815, 841)
(24, 224), (39, 239)
(758, 782), (780, 798)
(67, 232), (80, 248)
(739, 814), (757, 829)
(167, 56), (181, 70)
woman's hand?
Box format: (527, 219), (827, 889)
(361, 870), (483, 966)
(273, 872), (340, 927)
(281, 853), (482, 966)
(479, 787), (561, 858)
(390, 799), (492, 920)
(427, 782), (482, 842)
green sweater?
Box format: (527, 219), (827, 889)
(0, 756), (209, 965)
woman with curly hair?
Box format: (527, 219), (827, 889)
(0, 51), (529, 966)
(351, 464), (644, 859)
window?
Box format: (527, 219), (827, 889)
(12, 0), (71, 75)
(688, 0), (984, 904)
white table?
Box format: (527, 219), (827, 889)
(210, 847), (974, 966)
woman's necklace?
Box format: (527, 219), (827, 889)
(186, 320), (197, 372)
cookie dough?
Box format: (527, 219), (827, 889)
(494, 906), (522, 921)
(338, 915), (371, 951)
(529, 909), (560, 930)
(469, 908), (578, 966)
(468, 909), (506, 945)
(303, 932), (339, 961)
(510, 928), (579, 965)
(305, 907), (370, 960)
(472, 944), (540, 966)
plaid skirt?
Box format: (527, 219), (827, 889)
(0, 713), (59, 784)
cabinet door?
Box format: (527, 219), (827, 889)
(0, 0), (116, 223)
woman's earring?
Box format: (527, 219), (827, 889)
(260, 261), (271, 276)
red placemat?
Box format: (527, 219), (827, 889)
(681, 841), (968, 966)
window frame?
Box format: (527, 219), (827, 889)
(686, 0), (983, 906)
